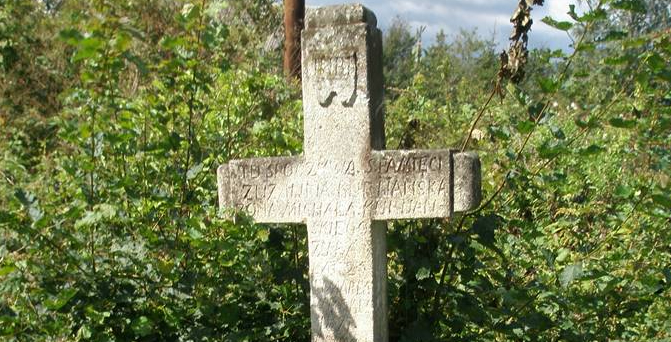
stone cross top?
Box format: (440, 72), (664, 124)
(218, 4), (481, 341)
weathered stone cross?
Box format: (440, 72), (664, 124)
(217, 4), (481, 341)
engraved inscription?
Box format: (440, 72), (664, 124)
(216, 6), (482, 342)
(365, 154), (446, 174)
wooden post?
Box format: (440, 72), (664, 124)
(283, 0), (305, 80)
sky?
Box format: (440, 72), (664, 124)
(305, 0), (590, 51)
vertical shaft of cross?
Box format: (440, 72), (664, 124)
(301, 5), (387, 341)
(218, 5), (482, 341)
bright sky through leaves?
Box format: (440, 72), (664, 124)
(306, 0), (590, 50)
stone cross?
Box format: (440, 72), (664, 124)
(217, 4), (481, 341)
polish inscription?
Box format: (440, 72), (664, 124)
(217, 5), (482, 341)
(222, 150), (455, 222)
(366, 150), (453, 220)
(308, 219), (375, 321)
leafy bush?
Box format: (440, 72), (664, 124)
(1, 0), (669, 341)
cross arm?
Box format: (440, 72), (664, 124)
(365, 149), (481, 220)
(218, 156), (306, 223)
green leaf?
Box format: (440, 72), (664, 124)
(652, 194), (671, 208)
(256, 228), (269, 242)
(646, 53), (666, 72)
(188, 227), (203, 240)
(611, 0), (646, 13)
(579, 144), (605, 156)
(416, 267), (431, 280)
(73, 47), (98, 62)
(75, 212), (98, 228)
(556, 248), (570, 263)
(73, 37), (104, 62)
(615, 185), (633, 197)
(541, 17), (573, 31)
(538, 141), (567, 159)
(601, 30), (628, 41)
(123, 52), (148, 75)
(550, 125), (565, 140)
(538, 77), (560, 94)
(578, 8), (608, 22)
(76, 325), (92, 339)
(44, 288), (78, 310)
(576, 42), (596, 52)
(0, 265), (17, 277)
(489, 126), (510, 141)
(95, 203), (116, 219)
(603, 55), (630, 65)
(14, 190), (43, 222)
(111, 32), (132, 52)
(59, 29), (82, 45)
(131, 316), (154, 337)
(609, 117), (637, 129)
(160, 36), (188, 50)
(516, 120), (535, 134)
(560, 263), (583, 288)
(186, 163), (203, 180)
(568, 4), (580, 21)
(471, 214), (500, 247)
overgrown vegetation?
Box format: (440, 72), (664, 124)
(1, 0), (669, 341)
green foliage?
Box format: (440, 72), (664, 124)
(2, 1), (306, 340)
(1, 0), (670, 341)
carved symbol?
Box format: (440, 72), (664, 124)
(342, 53), (358, 108)
(317, 53), (358, 109)
(319, 91), (337, 108)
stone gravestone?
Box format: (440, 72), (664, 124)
(217, 4), (481, 341)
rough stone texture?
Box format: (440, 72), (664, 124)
(217, 4), (482, 341)
(453, 152), (482, 212)
(305, 4), (377, 29)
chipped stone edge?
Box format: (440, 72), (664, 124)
(305, 3), (377, 29)
(453, 152), (482, 212)
(216, 163), (231, 219)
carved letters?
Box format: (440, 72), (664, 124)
(225, 151), (453, 221)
